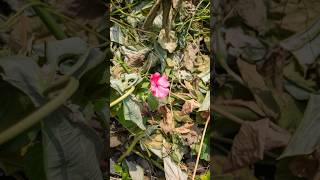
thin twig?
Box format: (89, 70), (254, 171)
(192, 115), (210, 180)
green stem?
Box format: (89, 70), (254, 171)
(110, 86), (135, 107)
(132, 149), (164, 171)
(0, 77), (79, 145)
(117, 133), (144, 163)
(29, 0), (66, 39)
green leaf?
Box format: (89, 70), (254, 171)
(123, 98), (146, 130)
(147, 94), (159, 111)
(117, 104), (143, 135)
(200, 133), (210, 161)
(200, 171), (210, 180)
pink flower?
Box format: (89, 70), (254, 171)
(150, 72), (169, 98)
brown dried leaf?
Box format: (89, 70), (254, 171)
(178, 123), (201, 145)
(270, 0), (320, 33)
(159, 106), (175, 134)
(158, 29), (177, 53)
(224, 119), (291, 172)
(174, 122), (194, 134)
(234, 0), (267, 32)
(183, 41), (199, 71)
(180, 99), (200, 115)
(237, 59), (280, 119)
(120, 47), (149, 67)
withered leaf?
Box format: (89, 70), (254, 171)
(159, 106), (175, 134)
(234, 0), (267, 32)
(224, 119), (291, 172)
(237, 59), (280, 119)
(180, 99), (200, 115)
(183, 41), (200, 71)
(174, 122), (194, 134)
(158, 29), (177, 53)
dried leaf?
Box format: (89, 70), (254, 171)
(280, 18), (320, 66)
(163, 156), (188, 180)
(224, 119), (291, 172)
(183, 41), (199, 71)
(159, 106), (175, 134)
(174, 122), (194, 134)
(120, 47), (149, 67)
(237, 59), (280, 119)
(225, 27), (266, 61)
(180, 99), (200, 115)
(270, 0), (320, 33)
(158, 29), (177, 53)
(234, 0), (267, 32)
(179, 124), (201, 145)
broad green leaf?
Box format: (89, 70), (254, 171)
(117, 104), (143, 135)
(147, 94), (159, 111)
(123, 98), (146, 130)
(42, 109), (103, 180)
(280, 94), (320, 158)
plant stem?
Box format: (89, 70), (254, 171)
(29, 0), (66, 40)
(0, 77), (79, 145)
(132, 149), (164, 171)
(192, 115), (210, 180)
(117, 133), (144, 163)
(110, 86), (135, 107)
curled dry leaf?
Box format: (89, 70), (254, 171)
(180, 99), (200, 115)
(174, 122), (194, 134)
(179, 124), (201, 145)
(194, 54), (210, 72)
(120, 47), (149, 67)
(183, 41), (199, 72)
(224, 119), (291, 172)
(158, 29), (177, 53)
(159, 105), (175, 134)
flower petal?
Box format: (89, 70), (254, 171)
(158, 76), (169, 87)
(156, 86), (169, 98)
